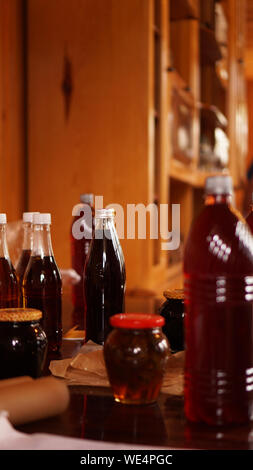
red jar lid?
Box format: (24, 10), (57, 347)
(110, 313), (165, 329)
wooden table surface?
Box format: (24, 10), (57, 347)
(16, 291), (253, 450)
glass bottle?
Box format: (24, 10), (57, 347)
(0, 214), (19, 308)
(70, 194), (94, 327)
(23, 213), (62, 353)
(184, 175), (253, 425)
(16, 212), (39, 306)
(84, 209), (126, 345)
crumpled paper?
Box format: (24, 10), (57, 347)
(49, 341), (184, 396)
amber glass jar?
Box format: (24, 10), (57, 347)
(0, 308), (48, 379)
(104, 313), (170, 405)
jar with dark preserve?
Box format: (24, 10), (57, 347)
(159, 289), (184, 354)
(0, 308), (48, 380)
(104, 313), (170, 405)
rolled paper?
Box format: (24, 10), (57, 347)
(0, 376), (70, 425)
(0, 376), (33, 389)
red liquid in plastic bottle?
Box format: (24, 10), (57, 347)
(70, 194), (94, 328)
(184, 175), (253, 425)
(246, 201), (253, 233)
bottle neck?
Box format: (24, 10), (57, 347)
(32, 224), (54, 257)
(0, 224), (10, 258)
(22, 222), (34, 250)
(205, 194), (232, 206)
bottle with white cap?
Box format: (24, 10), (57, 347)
(0, 213), (19, 308)
(23, 213), (62, 354)
(70, 193), (94, 328)
(184, 174), (253, 426)
(84, 208), (126, 345)
(16, 212), (39, 304)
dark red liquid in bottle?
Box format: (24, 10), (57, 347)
(84, 226), (125, 345)
(23, 255), (62, 353)
(16, 249), (31, 306)
(0, 257), (19, 308)
(70, 198), (94, 328)
(246, 208), (253, 233)
(184, 191), (253, 425)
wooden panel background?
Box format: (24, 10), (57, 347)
(0, 0), (25, 221)
(27, 0), (152, 288)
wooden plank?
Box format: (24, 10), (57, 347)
(0, 0), (26, 221)
(27, 0), (152, 289)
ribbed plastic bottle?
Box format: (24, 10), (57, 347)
(184, 175), (253, 425)
(0, 213), (19, 308)
(23, 213), (62, 353)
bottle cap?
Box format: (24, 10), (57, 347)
(0, 214), (7, 224)
(33, 213), (42, 224)
(95, 209), (115, 219)
(40, 213), (51, 225)
(109, 313), (165, 329)
(80, 194), (94, 205)
(23, 212), (40, 223)
(205, 175), (233, 196)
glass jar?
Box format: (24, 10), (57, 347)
(0, 308), (48, 379)
(159, 289), (184, 354)
(104, 313), (170, 405)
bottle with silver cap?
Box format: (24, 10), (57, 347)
(184, 174), (253, 426)
(23, 213), (62, 354)
(0, 213), (19, 308)
(16, 212), (39, 305)
(84, 208), (126, 345)
(70, 193), (94, 328)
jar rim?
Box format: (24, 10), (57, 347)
(110, 313), (165, 329)
(0, 308), (42, 322)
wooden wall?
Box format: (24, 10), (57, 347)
(27, 0), (152, 287)
(0, 0), (26, 221)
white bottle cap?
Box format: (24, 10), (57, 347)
(95, 209), (115, 219)
(23, 212), (40, 223)
(0, 213), (7, 224)
(80, 194), (94, 205)
(205, 175), (233, 196)
(33, 213), (42, 224)
(40, 213), (51, 225)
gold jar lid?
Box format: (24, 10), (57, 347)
(163, 289), (184, 300)
(0, 308), (42, 322)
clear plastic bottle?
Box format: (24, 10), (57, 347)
(70, 194), (94, 327)
(84, 209), (126, 345)
(246, 195), (253, 233)
(23, 213), (62, 353)
(16, 212), (39, 306)
(0, 213), (19, 308)
(184, 175), (253, 425)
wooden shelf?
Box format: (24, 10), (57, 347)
(170, 0), (199, 21)
(198, 102), (228, 129)
(168, 68), (195, 107)
(200, 24), (223, 65)
(169, 158), (228, 188)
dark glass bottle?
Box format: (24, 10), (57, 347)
(184, 175), (253, 426)
(0, 213), (19, 308)
(23, 213), (62, 354)
(70, 194), (94, 328)
(16, 212), (39, 306)
(84, 209), (126, 345)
